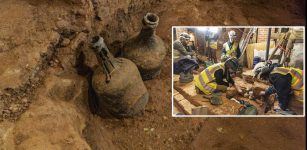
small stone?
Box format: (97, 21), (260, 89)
(0, 101), (4, 111)
(0, 40), (9, 51)
(3, 109), (11, 114)
(61, 38), (70, 47)
(163, 116), (168, 120)
(156, 134), (160, 139)
(21, 98), (29, 104)
(150, 128), (155, 132)
(143, 128), (149, 132)
(56, 20), (70, 29)
(9, 104), (20, 113)
(64, 137), (73, 144)
(5, 93), (11, 97)
(74, 9), (86, 16)
(216, 127), (223, 133)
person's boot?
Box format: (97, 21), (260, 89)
(179, 72), (193, 83)
(187, 71), (194, 80)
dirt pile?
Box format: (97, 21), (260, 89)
(1, 0), (306, 149)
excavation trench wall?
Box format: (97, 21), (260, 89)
(0, 0), (163, 149)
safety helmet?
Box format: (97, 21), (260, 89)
(179, 32), (191, 40)
(225, 57), (239, 72)
(228, 30), (236, 37)
(255, 63), (281, 80)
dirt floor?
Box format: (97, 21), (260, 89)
(0, 0), (306, 149)
(174, 71), (304, 116)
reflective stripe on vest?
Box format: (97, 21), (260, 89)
(198, 75), (215, 92)
(224, 42), (238, 57)
(290, 69), (303, 90)
(271, 67), (303, 90)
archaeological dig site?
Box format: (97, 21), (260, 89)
(173, 27), (304, 116)
(0, 0), (306, 150)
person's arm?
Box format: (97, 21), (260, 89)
(214, 69), (229, 86)
(173, 41), (194, 56)
(228, 76), (243, 93)
(236, 46), (241, 58)
(225, 70), (235, 85)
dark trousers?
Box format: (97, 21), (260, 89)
(173, 58), (198, 74)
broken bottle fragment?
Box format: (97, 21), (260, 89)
(123, 13), (167, 80)
(90, 36), (149, 117)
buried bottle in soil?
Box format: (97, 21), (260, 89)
(90, 36), (149, 117)
(123, 13), (167, 80)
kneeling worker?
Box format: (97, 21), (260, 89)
(194, 58), (242, 95)
(257, 65), (304, 114)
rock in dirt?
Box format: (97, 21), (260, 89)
(9, 104), (19, 113)
(60, 38), (71, 47)
(252, 87), (264, 99)
(226, 87), (238, 99)
(243, 75), (254, 84)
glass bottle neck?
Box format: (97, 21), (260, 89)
(139, 26), (156, 39)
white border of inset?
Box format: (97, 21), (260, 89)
(171, 26), (305, 117)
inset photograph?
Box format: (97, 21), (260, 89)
(172, 26), (304, 116)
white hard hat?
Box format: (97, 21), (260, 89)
(228, 30), (236, 37)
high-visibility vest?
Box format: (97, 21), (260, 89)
(195, 63), (225, 93)
(271, 67), (304, 91)
(209, 41), (217, 49)
(223, 42), (238, 57)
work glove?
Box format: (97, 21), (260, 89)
(216, 85), (228, 92)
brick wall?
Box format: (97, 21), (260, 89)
(257, 28), (269, 43)
(257, 28), (275, 43)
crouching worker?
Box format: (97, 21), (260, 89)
(258, 66), (304, 115)
(173, 33), (198, 83)
(194, 58), (242, 96)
